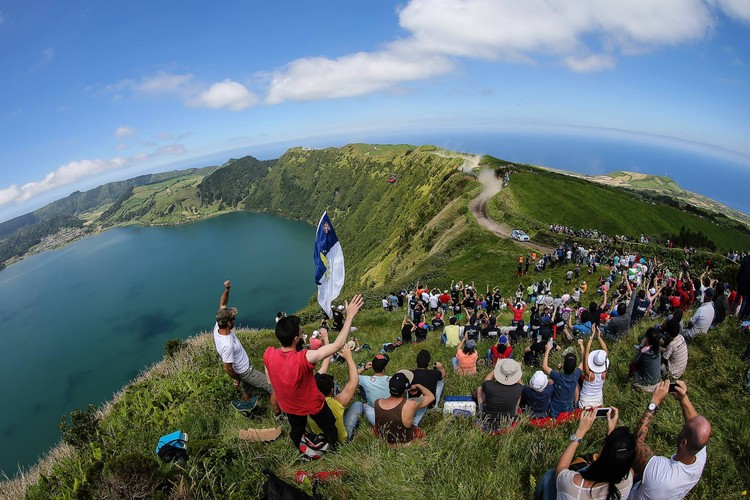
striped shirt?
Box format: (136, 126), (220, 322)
(663, 334), (688, 378)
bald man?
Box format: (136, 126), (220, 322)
(629, 380), (711, 500)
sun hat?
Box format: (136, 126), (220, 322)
(587, 349), (610, 373)
(494, 358), (522, 385)
(529, 370), (547, 392)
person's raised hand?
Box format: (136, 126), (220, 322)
(651, 380), (670, 406)
(576, 408), (596, 437)
(345, 294), (364, 317)
(606, 406), (619, 435)
(340, 343), (353, 360)
(671, 380), (688, 401)
(577, 339), (584, 348)
(224, 280), (231, 288)
(364, 361), (373, 370)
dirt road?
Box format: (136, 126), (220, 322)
(435, 151), (554, 254)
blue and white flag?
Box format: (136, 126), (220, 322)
(314, 212), (345, 317)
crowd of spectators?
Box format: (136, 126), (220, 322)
(210, 233), (749, 497)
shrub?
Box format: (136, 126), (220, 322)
(59, 404), (100, 450)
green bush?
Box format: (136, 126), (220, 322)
(59, 404), (100, 450)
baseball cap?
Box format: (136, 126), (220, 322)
(337, 305), (345, 311)
(216, 307), (238, 327)
(498, 335), (509, 345)
(465, 340), (477, 350)
(372, 354), (390, 372)
(389, 370), (413, 396)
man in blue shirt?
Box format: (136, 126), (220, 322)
(542, 341), (583, 417)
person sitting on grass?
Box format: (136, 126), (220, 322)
(410, 349), (446, 426)
(630, 327), (663, 392)
(487, 334), (513, 366)
(374, 370), (434, 446)
(475, 358), (524, 431)
(309, 343), (364, 444)
(508, 299), (527, 326)
(358, 354), (392, 426)
(263, 295), (363, 452)
(578, 326), (609, 409)
(542, 340), (583, 418)
(630, 380), (711, 500)
(442, 315), (462, 347)
(534, 407), (635, 500)
(521, 370), (554, 418)
(400, 316), (414, 343)
(452, 335), (478, 375)
(563, 308), (592, 340)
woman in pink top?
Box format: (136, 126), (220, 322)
(452, 334), (478, 375)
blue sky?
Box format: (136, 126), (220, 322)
(1, 0), (749, 222)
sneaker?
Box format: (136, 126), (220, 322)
(274, 412), (288, 425)
(232, 396), (258, 416)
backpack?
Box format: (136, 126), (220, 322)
(299, 434), (330, 461)
(155, 430), (188, 465)
(262, 469), (313, 500)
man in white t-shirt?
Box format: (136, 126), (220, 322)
(629, 380), (711, 500)
(213, 280), (277, 415)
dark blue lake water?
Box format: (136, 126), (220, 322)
(0, 212), (314, 476)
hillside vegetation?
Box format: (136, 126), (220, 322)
(2, 144), (749, 499)
(486, 166), (750, 251)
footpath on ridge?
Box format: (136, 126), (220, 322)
(436, 151), (554, 254)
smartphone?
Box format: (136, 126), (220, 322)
(668, 382), (678, 393)
(595, 407), (611, 418)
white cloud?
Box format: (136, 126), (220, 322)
(713, 0), (750, 22)
(565, 54), (617, 72)
(133, 72), (194, 94)
(266, 40), (454, 104)
(0, 145), (186, 209)
(189, 80), (258, 110)
(266, 0), (726, 103)
(115, 126), (136, 138)
(31, 48), (55, 70)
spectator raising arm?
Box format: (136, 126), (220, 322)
(306, 295), (364, 364)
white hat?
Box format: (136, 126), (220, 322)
(494, 359), (522, 385)
(337, 305), (345, 311)
(311, 330), (320, 338)
(588, 349), (610, 373)
(529, 371), (548, 392)
(346, 340), (357, 350)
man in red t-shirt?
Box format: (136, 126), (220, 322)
(264, 294), (363, 451)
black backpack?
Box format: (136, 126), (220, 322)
(262, 469), (314, 500)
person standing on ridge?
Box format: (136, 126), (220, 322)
(213, 280), (278, 415)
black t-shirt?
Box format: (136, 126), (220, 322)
(464, 324), (480, 341)
(332, 310), (344, 330)
(482, 381), (523, 420)
(482, 326), (500, 338)
(410, 368), (443, 408)
(452, 303), (462, 315)
(409, 298), (419, 310)
(463, 297), (477, 311)
(451, 289), (460, 303)
(431, 318), (445, 330)
(401, 323), (413, 342)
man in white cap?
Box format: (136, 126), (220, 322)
(213, 280), (277, 415)
(521, 370), (554, 418)
(578, 326), (609, 409)
(476, 358), (524, 430)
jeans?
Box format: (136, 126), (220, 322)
(534, 469), (556, 500)
(452, 356), (458, 371)
(343, 401), (364, 440)
(364, 403), (376, 425)
(441, 333), (447, 345)
(412, 380), (444, 426)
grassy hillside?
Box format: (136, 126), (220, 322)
(487, 167), (750, 251)
(4, 144), (750, 498)
(8, 298), (749, 499)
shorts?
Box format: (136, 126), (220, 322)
(238, 366), (273, 394)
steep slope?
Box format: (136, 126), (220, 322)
(244, 144), (476, 287)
